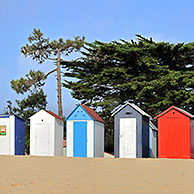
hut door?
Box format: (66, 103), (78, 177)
(166, 118), (182, 158)
(73, 122), (87, 157)
(35, 124), (49, 156)
(0, 118), (10, 155)
(120, 118), (136, 158)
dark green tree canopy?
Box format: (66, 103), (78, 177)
(63, 35), (194, 118)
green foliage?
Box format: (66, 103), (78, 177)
(63, 35), (194, 153)
(21, 28), (85, 116)
(11, 70), (45, 94)
(21, 28), (85, 64)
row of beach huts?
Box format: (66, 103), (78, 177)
(0, 102), (193, 159)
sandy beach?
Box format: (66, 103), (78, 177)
(0, 156), (194, 194)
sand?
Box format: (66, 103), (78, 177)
(0, 156), (194, 194)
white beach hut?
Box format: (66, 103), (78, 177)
(30, 110), (64, 156)
(66, 104), (104, 158)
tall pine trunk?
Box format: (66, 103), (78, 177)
(57, 51), (63, 117)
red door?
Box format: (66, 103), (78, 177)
(166, 117), (183, 158)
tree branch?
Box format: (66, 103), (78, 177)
(60, 57), (89, 63)
(48, 57), (57, 61)
(45, 68), (57, 78)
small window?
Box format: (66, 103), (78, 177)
(0, 125), (7, 136)
(173, 112), (175, 115)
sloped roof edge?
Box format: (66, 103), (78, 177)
(65, 104), (94, 121)
(111, 102), (151, 118)
(154, 106), (194, 119)
(81, 104), (104, 123)
(30, 109), (64, 121)
(149, 121), (158, 131)
(45, 110), (64, 121)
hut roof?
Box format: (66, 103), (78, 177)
(66, 104), (104, 123)
(111, 102), (151, 118)
(30, 110), (64, 121)
(81, 104), (104, 123)
(154, 106), (194, 119)
(45, 110), (64, 121)
(149, 121), (158, 131)
(0, 114), (25, 121)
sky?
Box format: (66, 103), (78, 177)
(1, 0), (194, 117)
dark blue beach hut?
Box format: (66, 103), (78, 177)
(0, 115), (25, 155)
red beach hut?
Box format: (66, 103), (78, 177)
(154, 106), (194, 159)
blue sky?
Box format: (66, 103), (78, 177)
(1, 0), (194, 117)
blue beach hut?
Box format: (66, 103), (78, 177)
(66, 104), (104, 158)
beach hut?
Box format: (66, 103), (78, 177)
(66, 104), (104, 158)
(0, 115), (25, 155)
(112, 102), (151, 158)
(30, 110), (64, 156)
(149, 121), (158, 158)
(154, 106), (194, 159)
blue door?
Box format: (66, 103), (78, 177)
(73, 122), (87, 157)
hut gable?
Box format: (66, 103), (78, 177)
(154, 106), (194, 119)
(81, 105), (104, 123)
(30, 110), (63, 121)
(66, 104), (104, 123)
(66, 105), (93, 121)
(112, 102), (151, 118)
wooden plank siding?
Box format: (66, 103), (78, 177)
(114, 104), (147, 158)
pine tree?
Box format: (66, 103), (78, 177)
(20, 28), (85, 117)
